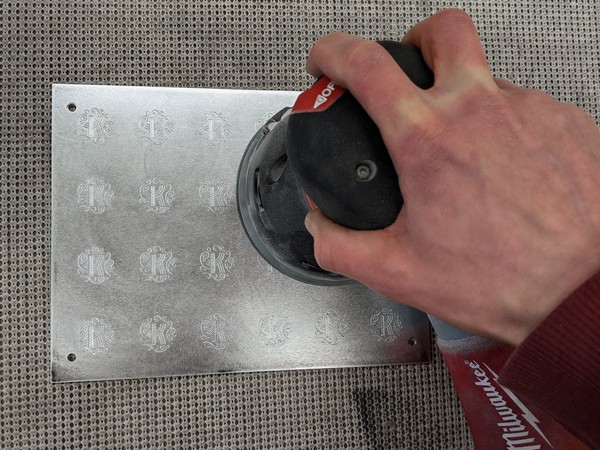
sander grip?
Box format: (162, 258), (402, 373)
(286, 42), (434, 230)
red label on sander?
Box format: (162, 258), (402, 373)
(292, 76), (346, 113)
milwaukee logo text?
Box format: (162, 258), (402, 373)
(466, 360), (553, 450)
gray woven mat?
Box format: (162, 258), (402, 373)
(1, 0), (598, 448)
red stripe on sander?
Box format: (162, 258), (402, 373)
(292, 76), (346, 113)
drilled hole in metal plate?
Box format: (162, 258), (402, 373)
(67, 103), (77, 112)
(67, 353), (77, 362)
(408, 337), (417, 346)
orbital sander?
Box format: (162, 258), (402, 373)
(236, 41), (433, 285)
(236, 41), (586, 449)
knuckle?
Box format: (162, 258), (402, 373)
(525, 91), (592, 130)
(564, 103), (595, 125)
(459, 84), (509, 120)
(313, 32), (344, 52)
(521, 89), (568, 122)
(435, 8), (475, 28)
(343, 40), (388, 79)
(524, 87), (555, 105)
(392, 111), (442, 159)
(404, 117), (436, 145)
(555, 106), (578, 130)
(309, 32), (348, 65)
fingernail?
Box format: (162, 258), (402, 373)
(305, 211), (317, 236)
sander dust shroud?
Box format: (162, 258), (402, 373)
(237, 42), (434, 285)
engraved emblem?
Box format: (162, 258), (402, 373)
(78, 318), (114, 355)
(139, 315), (176, 352)
(139, 178), (174, 213)
(315, 310), (348, 345)
(200, 313), (232, 349)
(198, 111), (231, 145)
(369, 308), (402, 343)
(198, 180), (234, 213)
(199, 245), (234, 281)
(139, 246), (176, 282)
(256, 255), (282, 280)
(77, 177), (114, 213)
(138, 110), (174, 145)
(77, 108), (113, 143)
(259, 314), (291, 346)
(77, 246), (114, 284)
(254, 111), (276, 131)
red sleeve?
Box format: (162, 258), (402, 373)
(499, 272), (600, 450)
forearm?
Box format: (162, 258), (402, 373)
(499, 272), (600, 449)
(434, 273), (600, 449)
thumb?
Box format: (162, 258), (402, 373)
(304, 209), (411, 290)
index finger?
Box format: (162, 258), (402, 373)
(306, 33), (431, 137)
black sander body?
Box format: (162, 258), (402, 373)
(236, 42), (434, 285)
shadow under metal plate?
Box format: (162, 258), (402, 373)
(50, 84), (430, 383)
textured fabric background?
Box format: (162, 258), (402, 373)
(1, 1), (598, 449)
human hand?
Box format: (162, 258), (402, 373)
(304, 9), (600, 346)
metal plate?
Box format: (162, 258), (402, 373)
(51, 84), (430, 383)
